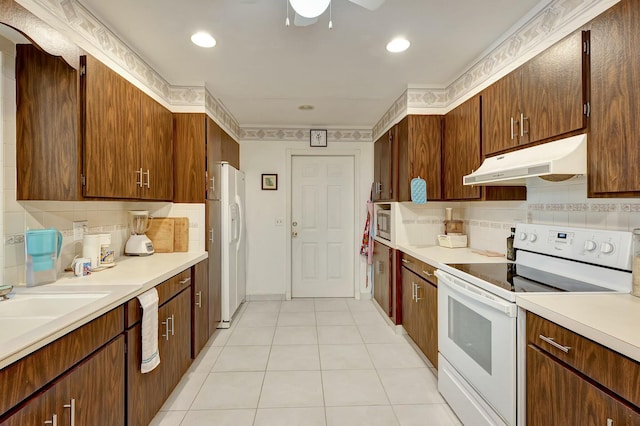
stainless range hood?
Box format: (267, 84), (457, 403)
(463, 134), (587, 186)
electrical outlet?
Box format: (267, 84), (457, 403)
(73, 221), (88, 241)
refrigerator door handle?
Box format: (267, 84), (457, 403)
(236, 196), (244, 248)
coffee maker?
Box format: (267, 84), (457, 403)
(125, 211), (154, 256)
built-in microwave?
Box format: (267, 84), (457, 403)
(376, 209), (391, 241)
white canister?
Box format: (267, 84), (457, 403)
(82, 234), (101, 269)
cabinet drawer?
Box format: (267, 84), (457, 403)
(527, 312), (640, 408)
(0, 306), (124, 416)
(126, 269), (192, 327)
(400, 252), (437, 286)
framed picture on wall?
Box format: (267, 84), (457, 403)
(261, 174), (278, 190)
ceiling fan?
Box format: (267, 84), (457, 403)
(286, 0), (385, 28)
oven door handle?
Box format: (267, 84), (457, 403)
(436, 270), (517, 317)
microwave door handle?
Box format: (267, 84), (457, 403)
(437, 272), (517, 317)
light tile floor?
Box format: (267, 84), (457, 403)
(151, 298), (461, 426)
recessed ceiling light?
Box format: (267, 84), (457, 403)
(191, 32), (216, 48)
(298, 105), (314, 111)
(386, 37), (410, 53)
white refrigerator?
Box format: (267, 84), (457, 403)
(213, 162), (246, 328)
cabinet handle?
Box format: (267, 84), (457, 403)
(44, 414), (57, 426)
(375, 261), (381, 274)
(376, 181), (382, 194)
(179, 277), (191, 285)
(538, 335), (571, 353)
(422, 270), (433, 277)
(411, 282), (416, 302)
(170, 314), (175, 336)
(510, 117), (515, 140)
(144, 169), (151, 188)
(607, 419), (614, 426)
(196, 291), (202, 308)
(209, 228), (214, 244)
(162, 317), (170, 340)
(135, 168), (143, 188)
(415, 284), (423, 302)
(210, 176), (215, 194)
(401, 259), (411, 265)
(520, 113), (528, 137)
(64, 399), (76, 426)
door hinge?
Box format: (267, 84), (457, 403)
(81, 174), (86, 186)
(583, 40), (590, 55)
(583, 102), (591, 117)
(80, 65), (86, 76)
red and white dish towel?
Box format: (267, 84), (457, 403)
(137, 288), (160, 373)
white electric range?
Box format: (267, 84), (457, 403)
(435, 224), (633, 426)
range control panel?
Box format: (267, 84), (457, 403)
(513, 224), (633, 271)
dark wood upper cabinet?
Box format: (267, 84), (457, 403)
(140, 92), (174, 200)
(82, 54), (141, 199)
(373, 128), (395, 201)
(16, 44), (80, 201)
(173, 113), (207, 203)
(174, 113), (240, 203)
(397, 115), (443, 202)
(482, 30), (589, 156)
(443, 96), (482, 200)
(587, 0), (640, 197)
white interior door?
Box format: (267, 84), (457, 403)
(292, 156), (355, 298)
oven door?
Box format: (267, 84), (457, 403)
(436, 269), (517, 425)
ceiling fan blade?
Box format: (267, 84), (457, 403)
(347, 0), (385, 11)
(294, 13), (318, 26)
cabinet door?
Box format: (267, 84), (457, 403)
(443, 96), (481, 200)
(174, 113), (206, 203)
(207, 200), (222, 332)
(521, 30), (587, 144)
(481, 71), (522, 156)
(16, 44), (80, 201)
(1, 379), (62, 426)
(373, 241), (391, 316)
(527, 345), (640, 425)
(206, 117), (222, 200)
(418, 279), (438, 369)
(588, 1), (640, 196)
(221, 129), (240, 170)
(68, 336), (125, 426)
(83, 55), (140, 198)
(192, 260), (209, 358)
(141, 93), (173, 200)
(164, 289), (192, 397)
(397, 116), (443, 202)
(401, 268), (417, 343)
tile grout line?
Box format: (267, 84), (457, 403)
(251, 301), (281, 426)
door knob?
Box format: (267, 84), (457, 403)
(292, 231), (298, 238)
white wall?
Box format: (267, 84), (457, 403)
(0, 37), (205, 286)
(241, 139), (374, 299)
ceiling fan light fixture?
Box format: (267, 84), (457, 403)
(386, 37), (410, 53)
(191, 32), (216, 48)
(289, 0), (331, 18)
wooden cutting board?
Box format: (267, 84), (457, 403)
(173, 217), (189, 252)
(146, 218), (174, 253)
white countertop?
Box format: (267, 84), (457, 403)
(0, 251), (207, 369)
(517, 293), (640, 363)
(397, 244), (511, 268)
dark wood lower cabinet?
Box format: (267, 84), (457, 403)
(1, 336), (125, 426)
(192, 259), (210, 358)
(127, 288), (192, 426)
(373, 241), (392, 317)
(527, 345), (640, 425)
(401, 267), (437, 368)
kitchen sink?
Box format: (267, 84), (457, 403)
(0, 292), (110, 318)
